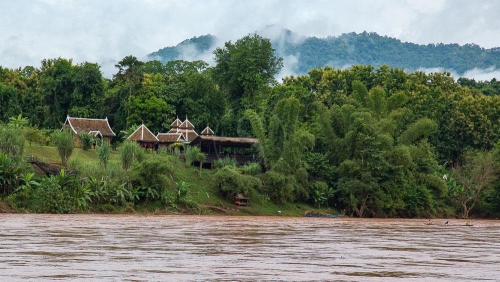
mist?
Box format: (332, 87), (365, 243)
(1, 0), (500, 79)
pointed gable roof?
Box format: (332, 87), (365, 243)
(175, 116), (198, 142)
(179, 118), (195, 130)
(157, 132), (186, 143)
(178, 129), (198, 142)
(170, 117), (182, 129)
(63, 116), (116, 137)
(127, 124), (159, 142)
(167, 128), (178, 134)
(201, 126), (214, 136)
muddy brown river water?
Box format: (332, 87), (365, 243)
(0, 215), (499, 281)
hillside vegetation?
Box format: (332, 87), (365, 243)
(148, 30), (500, 75)
(2, 33), (500, 218)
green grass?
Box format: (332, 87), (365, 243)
(25, 143), (121, 165)
(22, 143), (337, 216)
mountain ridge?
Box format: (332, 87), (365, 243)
(147, 29), (500, 76)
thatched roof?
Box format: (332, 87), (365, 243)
(190, 135), (258, 148)
(234, 193), (249, 200)
(201, 126), (214, 136)
(170, 118), (182, 129)
(178, 129), (198, 142)
(167, 128), (178, 134)
(166, 117), (198, 142)
(179, 119), (195, 130)
(157, 132), (185, 143)
(88, 131), (103, 138)
(127, 124), (158, 142)
(63, 116), (116, 137)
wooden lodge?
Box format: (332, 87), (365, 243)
(123, 117), (260, 166)
(190, 126), (259, 166)
(127, 124), (158, 149)
(62, 116), (116, 147)
(156, 132), (185, 150)
(175, 117), (198, 142)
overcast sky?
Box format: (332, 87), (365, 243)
(1, 0), (500, 79)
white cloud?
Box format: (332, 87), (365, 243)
(461, 67), (500, 81)
(417, 66), (500, 81)
(1, 0), (499, 78)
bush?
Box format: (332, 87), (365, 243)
(51, 130), (75, 167)
(213, 156), (237, 169)
(214, 167), (261, 200)
(77, 132), (95, 150)
(261, 171), (296, 205)
(120, 141), (144, 170)
(130, 155), (176, 202)
(32, 176), (74, 213)
(310, 181), (329, 208)
(184, 145), (200, 166)
(243, 162), (262, 176)
(0, 152), (25, 195)
(0, 125), (25, 163)
(403, 183), (436, 218)
(24, 127), (43, 146)
(97, 141), (111, 169)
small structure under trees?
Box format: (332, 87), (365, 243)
(62, 116), (116, 147)
(234, 193), (249, 206)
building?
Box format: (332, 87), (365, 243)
(62, 116), (116, 147)
(157, 132), (185, 150)
(126, 124), (158, 149)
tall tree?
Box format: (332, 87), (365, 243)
(449, 151), (499, 219)
(213, 34), (283, 110)
(70, 62), (105, 118)
(39, 58), (75, 128)
(112, 56), (145, 129)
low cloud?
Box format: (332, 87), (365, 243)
(277, 54), (300, 81)
(461, 66), (500, 81)
(417, 66), (500, 81)
(1, 1), (500, 80)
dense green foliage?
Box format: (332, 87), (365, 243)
(148, 30), (500, 76)
(2, 33), (500, 218)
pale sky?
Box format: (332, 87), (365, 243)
(1, 0), (500, 79)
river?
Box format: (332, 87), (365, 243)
(0, 215), (499, 281)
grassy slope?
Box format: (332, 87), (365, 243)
(23, 144), (337, 216)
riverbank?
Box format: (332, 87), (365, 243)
(1, 143), (338, 217)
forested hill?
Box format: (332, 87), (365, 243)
(148, 30), (500, 75)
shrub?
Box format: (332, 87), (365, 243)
(184, 145), (200, 166)
(403, 183), (436, 218)
(24, 127), (43, 146)
(32, 176), (74, 214)
(0, 152), (26, 195)
(77, 132), (95, 150)
(261, 170), (296, 205)
(0, 125), (25, 163)
(120, 141), (144, 170)
(310, 181), (329, 208)
(51, 130), (75, 167)
(243, 162), (262, 176)
(214, 167), (261, 200)
(213, 156), (237, 169)
(97, 141), (111, 169)
(130, 155), (176, 202)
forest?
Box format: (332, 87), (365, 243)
(149, 30), (500, 75)
(1, 34), (500, 218)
